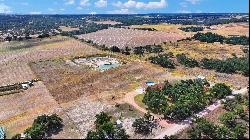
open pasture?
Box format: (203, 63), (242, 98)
(164, 41), (245, 60)
(76, 28), (188, 49)
(202, 23), (249, 37)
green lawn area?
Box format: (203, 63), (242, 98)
(134, 94), (147, 109)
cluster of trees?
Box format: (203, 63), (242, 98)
(149, 54), (175, 69)
(176, 54), (199, 68)
(187, 94), (249, 139)
(12, 114), (63, 139)
(132, 28), (157, 31)
(133, 45), (164, 56)
(193, 32), (249, 45)
(193, 32), (225, 43)
(132, 112), (156, 135)
(86, 112), (129, 139)
(225, 36), (249, 45)
(61, 23), (110, 37)
(200, 57), (249, 76)
(143, 79), (232, 121)
(179, 26), (204, 32)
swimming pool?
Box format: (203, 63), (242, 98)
(146, 82), (156, 86)
(96, 63), (120, 71)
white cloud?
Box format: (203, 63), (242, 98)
(113, 0), (167, 9)
(107, 9), (137, 14)
(89, 11), (97, 14)
(0, 3), (12, 13)
(29, 11), (42, 15)
(65, 0), (75, 5)
(185, 0), (201, 5)
(95, 0), (107, 8)
(80, 0), (90, 7)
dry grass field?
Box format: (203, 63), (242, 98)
(131, 24), (195, 35)
(202, 23), (249, 37)
(77, 28), (188, 49)
(59, 26), (79, 32)
(164, 41), (245, 60)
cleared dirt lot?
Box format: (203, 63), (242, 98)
(30, 59), (166, 104)
(0, 37), (100, 138)
(76, 28), (188, 49)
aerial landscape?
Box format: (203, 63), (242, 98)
(0, 0), (249, 139)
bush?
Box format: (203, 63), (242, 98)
(132, 112), (155, 135)
(176, 54), (199, 68)
(209, 83), (232, 99)
(110, 46), (121, 53)
(24, 114), (63, 139)
(192, 32), (225, 43)
(149, 54), (175, 69)
(143, 90), (168, 114)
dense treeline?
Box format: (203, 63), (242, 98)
(133, 45), (164, 56)
(143, 79), (232, 121)
(179, 26), (204, 32)
(61, 23), (110, 37)
(225, 36), (249, 45)
(176, 53), (199, 68)
(149, 54), (175, 69)
(193, 32), (225, 43)
(192, 32), (249, 45)
(200, 57), (249, 76)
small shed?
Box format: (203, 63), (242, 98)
(0, 127), (5, 139)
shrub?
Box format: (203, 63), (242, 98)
(209, 83), (232, 99)
(176, 54), (199, 68)
(149, 54), (175, 69)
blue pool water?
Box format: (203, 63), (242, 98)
(146, 82), (156, 86)
(96, 63), (120, 71)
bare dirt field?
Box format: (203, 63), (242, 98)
(30, 59), (166, 104)
(0, 36), (100, 138)
(76, 28), (188, 49)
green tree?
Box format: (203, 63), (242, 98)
(132, 112), (155, 135)
(209, 83), (232, 99)
(219, 112), (237, 128)
(95, 112), (112, 128)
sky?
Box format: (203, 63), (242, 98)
(0, 0), (249, 15)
